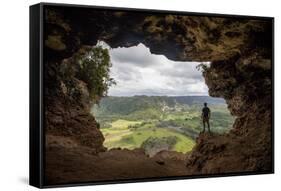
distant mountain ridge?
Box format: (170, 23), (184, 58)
(172, 96), (225, 105)
(92, 96), (226, 116)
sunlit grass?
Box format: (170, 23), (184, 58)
(97, 102), (234, 154)
(102, 119), (195, 153)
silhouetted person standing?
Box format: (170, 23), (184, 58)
(202, 102), (211, 133)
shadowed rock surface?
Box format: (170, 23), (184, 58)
(46, 146), (188, 184)
(43, 5), (273, 185)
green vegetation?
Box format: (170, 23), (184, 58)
(77, 47), (116, 101)
(92, 96), (235, 155)
(59, 46), (115, 103)
(102, 119), (195, 153)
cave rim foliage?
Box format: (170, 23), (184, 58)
(29, 2), (274, 189)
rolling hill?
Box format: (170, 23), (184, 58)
(91, 96), (234, 155)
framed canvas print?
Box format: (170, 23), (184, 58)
(29, 2), (274, 188)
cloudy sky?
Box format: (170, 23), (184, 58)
(100, 42), (209, 97)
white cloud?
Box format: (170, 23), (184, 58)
(106, 43), (209, 96)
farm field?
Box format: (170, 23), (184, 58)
(92, 96), (235, 155)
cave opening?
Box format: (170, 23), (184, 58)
(91, 41), (235, 156)
(44, 9), (273, 183)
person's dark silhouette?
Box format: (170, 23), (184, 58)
(201, 102), (211, 133)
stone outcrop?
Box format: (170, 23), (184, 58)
(45, 7), (272, 62)
(45, 47), (106, 154)
(187, 49), (272, 173)
(44, 5), (273, 184)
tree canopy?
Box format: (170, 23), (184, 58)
(77, 46), (116, 102)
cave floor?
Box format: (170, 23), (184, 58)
(45, 146), (190, 185)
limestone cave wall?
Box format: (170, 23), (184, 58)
(44, 5), (273, 175)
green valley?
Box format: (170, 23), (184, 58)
(91, 96), (235, 156)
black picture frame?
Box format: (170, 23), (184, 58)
(30, 2), (274, 188)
